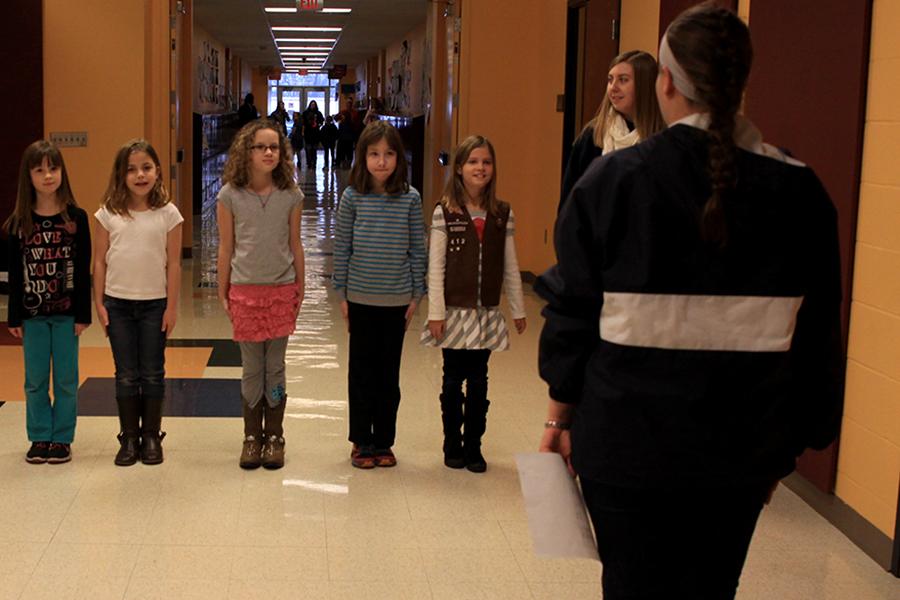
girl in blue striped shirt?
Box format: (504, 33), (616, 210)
(333, 121), (427, 469)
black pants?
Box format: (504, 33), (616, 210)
(441, 348), (490, 405)
(579, 478), (768, 600)
(347, 302), (407, 448)
(103, 295), (167, 400)
(336, 140), (354, 167)
(322, 144), (336, 167)
(304, 142), (318, 167)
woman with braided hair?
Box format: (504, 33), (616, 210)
(537, 3), (843, 598)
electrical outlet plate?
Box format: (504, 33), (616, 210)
(49, 131), (88, 147)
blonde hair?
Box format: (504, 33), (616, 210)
(588, 50), (665, 147)
(4, 140), (78, 237)
(440, 135), (500, 216)
(101, 139), (170, 216)
(222, 119), (297, 190)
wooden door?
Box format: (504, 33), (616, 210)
(0, 1), (44, 287)
(561, 0), (621, 179)
(743, 1), (872, 493)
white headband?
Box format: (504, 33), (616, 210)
(658, 32), (698, 101)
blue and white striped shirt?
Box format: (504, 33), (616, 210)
(332, 186), (427, 306)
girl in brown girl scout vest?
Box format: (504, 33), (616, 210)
(421, 135), (527, 473)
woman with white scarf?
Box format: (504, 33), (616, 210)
(558, 50), (665, 214)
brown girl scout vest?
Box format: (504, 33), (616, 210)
(441, 201), (510, 308)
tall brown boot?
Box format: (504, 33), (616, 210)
(261, 400), (286, 470)
(240, 399), (265, 470)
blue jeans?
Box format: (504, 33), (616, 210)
(22, 315), (79, 443)
(103, 296), (167, 399)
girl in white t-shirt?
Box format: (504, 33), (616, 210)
(93, 139), (183, 467)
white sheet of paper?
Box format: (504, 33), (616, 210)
(515, 452), (600, 561)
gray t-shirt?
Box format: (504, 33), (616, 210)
(217, 183), (304, 285)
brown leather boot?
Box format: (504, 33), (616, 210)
(239, 400), (264, 469)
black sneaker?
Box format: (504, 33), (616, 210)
(47, 443), (72, 464)
(26, 442), (51, 463)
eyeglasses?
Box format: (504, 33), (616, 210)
(250, 144), (281, 153)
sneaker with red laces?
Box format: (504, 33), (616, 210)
(26, 441), (50, 464)
(47, 443), (72, 464)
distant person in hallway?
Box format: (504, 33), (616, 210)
(94, 140), (183, 468)
(333, 120), (427, 470)
(320, 115), (338, 170)
(5, 140), (91, 465)
(559, 50), (665, 214)
(301, 100), (325, 169)
(218, 119), (305, 471)
(268, 100), (289, 136)
(421, 135), (527, 473)
(537, 4), (843, 599)
(289, 110), (305, 169)
(336, 97), (361, 168)
(238, 93), (259, 126)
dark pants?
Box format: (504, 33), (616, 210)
(103, 296), (167, 400)
(440, 348), (491, 453)
(336, 140), (354, 167)
(347, 302), (407, 448)
(322, 144), (336, 167)
(304, 141), (318, 167)
(579, 478), (768, 600)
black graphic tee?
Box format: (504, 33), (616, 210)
(6, 207), (91, 327)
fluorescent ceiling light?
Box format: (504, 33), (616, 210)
(275, 37), (337, 42)
(280, 52), (330, 56)
(276, 46), (334, 50)
(264, 7), (296, 12)
(321, 8), (352, 13)
(272, 26), (342, 32)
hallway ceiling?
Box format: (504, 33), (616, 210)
(194, 0), (428, 72)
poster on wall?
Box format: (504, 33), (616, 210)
(198, 41), (221, 107)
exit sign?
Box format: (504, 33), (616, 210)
(298, 0), (323, 10)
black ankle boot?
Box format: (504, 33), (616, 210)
(140, 397), (166, 465)
(115, 396), (141, 466)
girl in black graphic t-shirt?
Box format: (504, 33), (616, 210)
(4, 140), (91, 465)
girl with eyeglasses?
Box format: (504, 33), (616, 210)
(217, 119), (305, 470)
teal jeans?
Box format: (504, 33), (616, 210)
(22, 315), (80, 443)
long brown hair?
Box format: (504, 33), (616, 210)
(588, 50), (665, 147)
(666, 2), (752, 246)
(349, 121), (410, 194)
(102, 139), (171, 216)
(4, 140), (78, 236)
(440, 135), (500, 217)
(222, 119), (297, 191)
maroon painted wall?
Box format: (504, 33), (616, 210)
(744, 1), (872, 493)
(0, 1), (43, 278)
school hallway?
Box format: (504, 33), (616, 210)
(0, 159), (894, 600)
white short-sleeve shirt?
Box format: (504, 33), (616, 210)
(95, 203), (183, 300)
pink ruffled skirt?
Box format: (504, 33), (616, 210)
(228, 283), (299, 342)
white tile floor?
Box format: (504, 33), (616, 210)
(0, 166), (897, 599)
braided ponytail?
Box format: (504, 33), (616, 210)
(666, 3), (752, 247)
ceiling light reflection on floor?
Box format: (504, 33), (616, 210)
(282, 479), (348, 494)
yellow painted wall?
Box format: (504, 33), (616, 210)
(620, 0), (660, 57)
(738, 0), (751, 23)
(458, 0), (567, 274)
(836, 0), (900, 538)
(43, 0), (147, 225)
